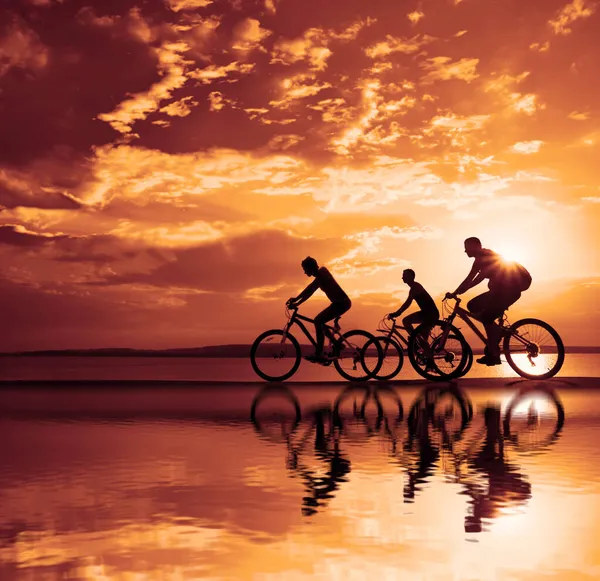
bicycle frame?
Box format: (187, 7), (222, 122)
(438, 297), (542, 364)
(282, 308), (346, 352)
(376, 319), (411, 349)
(442, 299), (489, 347)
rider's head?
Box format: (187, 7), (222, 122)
(301, 256), (319, 276)
(402, 268), (416, 284)
(464, 237), (482, 258)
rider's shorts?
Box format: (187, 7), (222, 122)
(467, 288), (521, 323)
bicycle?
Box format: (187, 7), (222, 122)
(250, 305), (383, 382)
(407, 296), (565, 381)
(364, 316), (473, 381)
(363, 317), (408, 380)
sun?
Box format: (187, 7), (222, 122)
(494, 244), (531, 266)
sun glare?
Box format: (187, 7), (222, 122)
(491, 243), (531, 266)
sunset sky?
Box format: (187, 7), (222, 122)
(1, 0), (599, 351)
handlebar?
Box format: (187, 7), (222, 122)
(443, 294), (462, 305)
(377, 316), (395, 333)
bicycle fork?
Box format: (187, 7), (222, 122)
(281, 321), (292, 342)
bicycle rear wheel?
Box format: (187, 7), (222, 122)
(503, 318), (565, 379)
(502, 386), (565, 451)
(407, 322), (471, 381)
(250, 329), (301, 381)
(333, 330), (382, 381)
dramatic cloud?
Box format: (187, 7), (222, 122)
(421, 57), (479, 83)
(272, 20), (373, 71)
(231, 18), (271, 54)
(98, 42), (192, 135)
(365, 35), (433, 59)
(167, 0), (214, 11)
(2, 0), (600, 350)
(549, 0), (596, 35)
(0, 16), (49, 77)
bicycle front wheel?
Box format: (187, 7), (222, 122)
(364, 336), (404, 381)
(250, 329), (301, 381)
(503, 318), (565, 379)
(407, 322), (471, 381)
(250, 385), (302, 441)
(333, 330), (382, 381)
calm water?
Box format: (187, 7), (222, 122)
(1, 383), (600, 580)
(1, 354), (600, 381)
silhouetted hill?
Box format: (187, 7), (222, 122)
(0, 345), (251, 357)
(1, 344), (599, 357)
(1, 344), (314, 357)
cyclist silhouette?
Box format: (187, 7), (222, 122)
(388, 268), (439, 334)
(287, 257), (352, 363)
(298, 407), (352, 516)
(463, 405), (531, 533)
(446, 237), (531, 366)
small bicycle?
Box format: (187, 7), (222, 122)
(363, 317), (410, 380)
(362, 316), (469, 381)
(250, 305), (383, 382)
(407, 296), (565, 381)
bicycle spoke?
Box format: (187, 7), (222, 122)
(334, 330), (381, 381)
(503, 319), (564, 379)
(251, 330), (301, 381)
(370, 336), (403, 381)
(408, 322), (471, 381)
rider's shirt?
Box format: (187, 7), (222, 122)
(314, 267), (350, 303)
(409, 282), (438, 315)
(474, 249), (521, 290)
(473, 249), (502, 279)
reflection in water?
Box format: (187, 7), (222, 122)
(251, 385), (352, 516)
(250, 383), (566, 533)
(3, 381), (597, 580)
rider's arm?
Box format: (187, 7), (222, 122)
(292, 279), (319, 305)
(453, 264), (484, 295)
(390, 292), (413, 317)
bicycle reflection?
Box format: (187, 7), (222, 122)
(249, 383), (565, 530)
(250, 385), (354, 516)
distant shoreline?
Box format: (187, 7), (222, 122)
(1, 345), (599, 357)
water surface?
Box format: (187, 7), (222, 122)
(1, 383), (599, 579)
(1, 353), (600, 381)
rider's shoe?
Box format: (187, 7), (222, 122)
(425, 362), (438, 373)
(476, 354), (502, 366)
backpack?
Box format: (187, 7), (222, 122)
(502, 261), (532, 291)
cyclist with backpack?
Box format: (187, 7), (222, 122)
(445, 237), (532, 366)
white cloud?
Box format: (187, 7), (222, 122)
(510, 140), (543, 154)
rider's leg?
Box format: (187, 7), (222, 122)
(466, 292), (490, 321)
(485, 289), (521, 359)
(404, 311), (434, 357)
(312, 300), (351, 359)
(467, 292), (501, 364)
(475, 288), (520, 364)
(483, 321), (502, 359)
(403, 311), (424, 335)
(404, 311), (439, 371)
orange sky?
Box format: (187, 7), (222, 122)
(0, 0), (599, 350)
